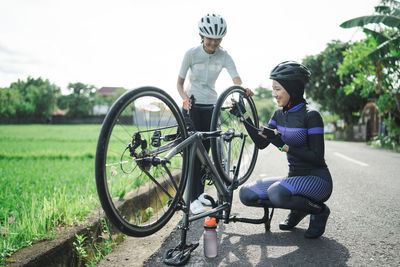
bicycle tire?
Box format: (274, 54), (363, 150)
(210, 86), (259, 185)
(95, 86), (188, 237)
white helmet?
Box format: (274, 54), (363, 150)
(198, 14), (227, 39)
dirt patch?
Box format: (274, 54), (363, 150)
(97, 212), (182, 267)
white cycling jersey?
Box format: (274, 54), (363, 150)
(179, 45), (240, 105)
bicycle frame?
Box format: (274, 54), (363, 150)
(163, 129), (274, 265)
(165, 131), (239, 222)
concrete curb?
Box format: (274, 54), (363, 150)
(7, 208), (106, 267)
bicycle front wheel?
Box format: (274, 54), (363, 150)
(95, 87), (188, 237)
(210, 86), (259, 186)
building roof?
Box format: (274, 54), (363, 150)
(98, 87), (123, 96)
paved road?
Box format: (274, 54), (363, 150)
(99, 141), (400, 266)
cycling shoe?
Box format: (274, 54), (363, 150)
(279, 210), (308, 230)
(304, 205), (330, 239)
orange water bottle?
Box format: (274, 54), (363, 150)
(203, 217), (217, 258)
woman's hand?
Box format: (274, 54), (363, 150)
(229, 97), (246, 118)
(244, 88), (254, 97)
(183, 98), (192, 110)
(258, 127), (278, 139)
(258, 129), (289, 152)
(232, 77), (254, 97)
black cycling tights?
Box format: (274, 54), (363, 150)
(239, 174), (332, 214)
(182, 104), (214, 202)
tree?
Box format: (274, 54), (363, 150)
(302, 41), (368, 126)
(340, 0), (400, 61)
(0, 77), (60, 121)
(59, 82), (97, 117)
(0, 87), (20, 118)
(251, 86), (275, 124)
(340, 0), (400, 140)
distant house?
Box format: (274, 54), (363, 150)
(361, 102), (380, 140)
(94, 87), (126, 115)
(97, 87), (123, 97)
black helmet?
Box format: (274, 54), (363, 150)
(270, 61), (311, 85)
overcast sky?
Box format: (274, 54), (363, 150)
(0, 0), (379, 102)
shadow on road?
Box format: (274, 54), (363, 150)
(145, 218), (349, 266)
(211, 223), (350, 266)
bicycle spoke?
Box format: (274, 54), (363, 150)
(210, 86), (259, 185)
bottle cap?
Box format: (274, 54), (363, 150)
(204, 217), (216, 226)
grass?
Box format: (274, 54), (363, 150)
(0, 123), (185, 264)
(367, 135), (400, 152)
(0, 124), (101, 263)
(324, 133), (334, 140)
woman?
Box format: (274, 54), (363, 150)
(232, 61), (332, 238)
(177, 13), (251, 214)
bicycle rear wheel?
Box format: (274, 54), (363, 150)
(95, 87), (188, 237)
(210, 86), (259, 186)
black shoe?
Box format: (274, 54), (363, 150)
(279, 210), (308, 230)
(304, 205), (330, 239)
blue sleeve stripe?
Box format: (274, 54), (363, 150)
(268, 119), (277, 127)
(308, 127), (324, 135)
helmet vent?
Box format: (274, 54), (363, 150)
(221, 28), (227, 36)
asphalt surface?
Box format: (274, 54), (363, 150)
(99, 141), (400, 266)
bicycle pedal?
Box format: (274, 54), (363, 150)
(202, 194), (216, 208)
(163, 243), (198, 266)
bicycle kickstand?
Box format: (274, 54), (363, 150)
(163, 211), (198, 266)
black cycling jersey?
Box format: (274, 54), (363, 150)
(239, 102), (333, 213)
(243, 102), (327, 176)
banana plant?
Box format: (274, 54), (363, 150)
(339, 0), (400, 140)
(340, 1), (400, 60)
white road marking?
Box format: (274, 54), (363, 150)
(333, 152), (369, 167)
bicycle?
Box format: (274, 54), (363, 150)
(95, 85), (275, 265)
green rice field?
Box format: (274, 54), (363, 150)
(0, 124), (102, 262)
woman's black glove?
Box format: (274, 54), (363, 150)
(270, 135), (286, 151)
(230, 96), (246, 118)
